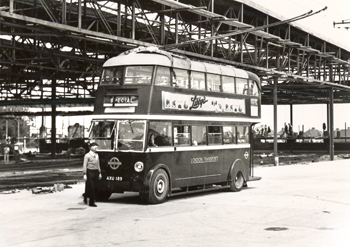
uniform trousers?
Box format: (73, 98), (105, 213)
(84, 169), (99, 205)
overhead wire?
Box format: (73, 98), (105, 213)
(162, 6), (328, 50)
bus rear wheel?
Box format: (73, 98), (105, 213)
(229, 170), (244, 192)
(148, 169), (169, 204)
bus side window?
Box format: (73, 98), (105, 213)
(223, 126), (236, 144)
(207, 74), (221, 92)
(208, 126), (222, 145)
(222, 76), (235, 93)
(172, 69), (189, 89)
(191, 71), (206, 90)
(237, 126), (249, 143)
(236, 78), (248, 95)
(155, 66), (171, 86)
(191, 126), (207, 145)
(174, 125), (190, 146)
(149, 121), (172, 147)
(250, 80), (259, 96)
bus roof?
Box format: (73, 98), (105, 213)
(103, 46), (250, 79)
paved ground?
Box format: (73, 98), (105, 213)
(1, 159), (350, 247)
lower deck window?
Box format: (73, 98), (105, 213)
(192, 126), (207, 145)
(148, 121), (172, 147)
(237, 126), (249, 143)
(208, 126), (222, 145)
(223, 126), (236, 144)
(174, 125), (191, 146)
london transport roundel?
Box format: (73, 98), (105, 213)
(244, 151), (249, 159)
(108, 157), (122, 170)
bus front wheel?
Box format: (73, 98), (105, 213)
(148, 169), (169, 204)
(229, 170), (244, 192)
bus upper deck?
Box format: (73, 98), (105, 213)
(94, 46), (261, 120)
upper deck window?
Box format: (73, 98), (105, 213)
(173, 69), (189, 89)
(155, 66), (171, 86)
(236, 78), (248, 95)
(125, 66), (153, 85)
(100, 67), (123, 85)
(250, 80), (259, 96)
(207, 74), (221, 92)
(191, 71), (206, 90)
(222, 76), (235, 93)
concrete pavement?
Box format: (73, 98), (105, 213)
(1, 159), (350, 247)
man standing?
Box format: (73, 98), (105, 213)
(83, 143), (102, 207)
(4, 145), (10, 164)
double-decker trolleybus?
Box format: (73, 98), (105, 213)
(89, 46), (261, 204)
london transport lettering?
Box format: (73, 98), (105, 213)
(191, 156), (219, 164)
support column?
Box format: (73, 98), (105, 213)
(51, 79), (57, 158)
(329, 87), (334, 160)
(290, 104), (293, 127)
(78, 0), (82, 29)
(131, 0), (135, 40)
(273, 76), (278, 166)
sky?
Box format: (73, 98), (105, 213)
(34, 0), (350, 135)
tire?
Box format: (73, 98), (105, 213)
(96, 190), (112, 201)
(148, 169), (169, 204)
(229, 170), (244, 192)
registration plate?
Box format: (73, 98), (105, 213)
(106, 176), (123, 181)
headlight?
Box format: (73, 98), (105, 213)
(134, 161), (144, 172)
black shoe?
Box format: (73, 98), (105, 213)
(89, 204), (97, 207)
(83, 197), (87, 204)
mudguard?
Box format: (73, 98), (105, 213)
(227, 159), (249, 182)
(143, 163), (172, 193)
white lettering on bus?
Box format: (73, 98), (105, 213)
(191, 156), (218, 164)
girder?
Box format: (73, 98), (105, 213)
(0, 0), (349, 116)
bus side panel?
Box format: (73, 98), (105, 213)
(223, 147), (250, 180)
(168, 147), (250, 188)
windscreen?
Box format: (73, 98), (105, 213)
(89, 121), (116, 149)
(89, 120), (146, 151)
(100, 67), (123, 85)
